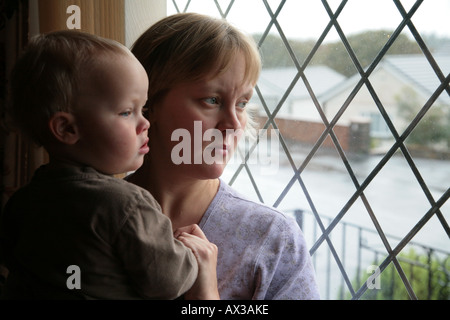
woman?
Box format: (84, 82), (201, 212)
(129, 13), (320, 300)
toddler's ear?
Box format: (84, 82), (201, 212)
(48, 112), (80, 145)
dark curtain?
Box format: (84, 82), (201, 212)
(0, 0), (31, 295)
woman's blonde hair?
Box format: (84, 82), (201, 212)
(131, 13), (262, 109)
(9, 30), (129, 146)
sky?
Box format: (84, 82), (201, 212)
(168, 0), (450, 42)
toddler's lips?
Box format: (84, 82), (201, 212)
(139, 139), (150, 154)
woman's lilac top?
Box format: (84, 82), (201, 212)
(199, 180), (320, 300)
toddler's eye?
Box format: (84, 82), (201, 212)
(119, 111), (131, 117)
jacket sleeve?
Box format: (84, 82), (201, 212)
(114, 189), (198, 299)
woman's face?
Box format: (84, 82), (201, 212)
(149, 53), (254, 180)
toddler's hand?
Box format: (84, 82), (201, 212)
(174, 224), (219, 300)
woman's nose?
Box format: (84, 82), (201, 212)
(218, 105), (243, 132)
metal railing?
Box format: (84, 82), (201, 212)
(293, 209), (450, 300)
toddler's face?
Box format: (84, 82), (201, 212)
(74, 53), (150, 175)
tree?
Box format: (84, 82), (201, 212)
(396, 87), (450, 150)
(254, 30), (440, 77)
(347, 248), (449, 300)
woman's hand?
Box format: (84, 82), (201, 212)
(174, 224), (220, 300)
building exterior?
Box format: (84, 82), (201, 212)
(321, 53), (450, 139)
(254, 52), (450, 153)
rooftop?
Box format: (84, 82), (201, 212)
(257, 66), (347, 101)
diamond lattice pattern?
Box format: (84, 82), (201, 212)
(169, 0), (450, 300)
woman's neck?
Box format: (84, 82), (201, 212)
(129, 156), (220, 230)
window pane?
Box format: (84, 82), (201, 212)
(169, 0), (450, 300)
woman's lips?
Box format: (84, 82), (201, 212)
(204, 144), (230, 158)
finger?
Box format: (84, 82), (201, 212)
(177, 234), (218, 259)
(173, 225), (196, 238)
(174, 224), (207, 240)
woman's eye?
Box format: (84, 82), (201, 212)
(204, 97), (219, 105)
(237, 101), (248, 109)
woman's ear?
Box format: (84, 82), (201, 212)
(48, 112), (80, 145)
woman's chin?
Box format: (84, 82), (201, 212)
(199, 162), (228, 180)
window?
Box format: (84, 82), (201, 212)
(169, 0), (450, 299)
(363, 112), (391, 138)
